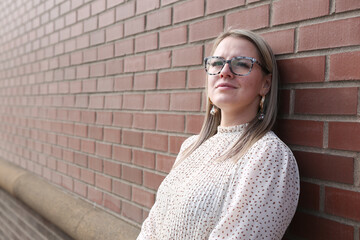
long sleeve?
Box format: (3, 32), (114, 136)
(208, 137), (299, 240)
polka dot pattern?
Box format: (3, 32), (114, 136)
(137, 124), (300, 240)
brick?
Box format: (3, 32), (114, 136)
(273, 0), (329, 25)
(81, 139), (96, 154)
(97, 44), (114, 60)
(146, 7), (171, 30)
(83, 48), (97, 63)
(136, 0), (159, 14)
(74, 180), (87, 197)
(113, 112), (133, 128)
(173, 45), (203, 67)
(298, 181), (320, 210)
(88, 186), (103, 205)
(132, 187), (155, 208)
(97, 78), (114, 92)
(189, 17), (223, 42)
(159, 25), (187, 48)
(89, 156), (103, 172)
(161, 0), (177, 5)
(143, 171), (165, 190)
(95, 173), (112, 191)
(124, 16), (145, 36)
(133, 150), (155, 169)
(133, 73), (156, 90)
(113, 179), (131, 199)
(106, 59), (123, 75)
(71, 51), (82, 65)
(124, 55), (145, 72)
(82, 79), (97, 93)
(336, 0), (360, 12)
(188, 68), (206, 88)
(81, 168), (95, 184)
(133, 113), (156, 130)
(96, 111), (113, 125)
(294, 151), (354, 184)
(122, 130), (143, 147)
(299, 17), (360, 51)
(279, 90), (290, 114)
(91, 0), (106, 15)
(84, 16), (97, 33)
(145, 51), (171, 70)
(107, 0), (125, 8)
(115, 38), (134, 56)
(81, 110), (96, 124)
(261, 29), (295, 55)
(104, 95), (122, 109)
(88, 126), (103, 140)
(156, 154), (176, 173)
(329, 122), (360, 151)
(186, 114), (204, 134)
(157, 114), (185, 132)
(276, 119), (323, 147)
(113, 145), (132, 163)
(103, 193), (121, 213)
(329, 51), (360, 81)
(90, 63), (105, 77)
(89, 95), (104, 109)
(145, 93), (170, 110)
(158, 70), (186, 89)
(123, 94), (144, 110)
(122, 165), (142, 184)
(144, 133), (168, 152)
(278, 56), (325, 83)
(68, 164), (80, 179)
(104, 127), (121, 143)
(122, 202), (142, 223)
(226, 5), (269, 30)
(173, 0), (204, 23)
(78, 4), (90, 21)
(106, 23), (123, 42)
(295, 87), (358, 115)
(77, 34), (90, 49)
(90, 30), (105, 46)
(116, 1), (135, 21)
(325, 187), (360, 221)
(135, 33), (158, 53)
(103, 160), (121, 177)
(206, 0), (245, 14)
(170, 136), (187, 154)
(99, 9), (115, 28)
(170, 92), (202, 111)
(288, 211), (353, 240)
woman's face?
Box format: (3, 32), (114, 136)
(207, 36), (271, 122)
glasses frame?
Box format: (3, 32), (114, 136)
(204, 56), (267, 76)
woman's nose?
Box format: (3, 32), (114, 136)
(220, 62), (234, 78)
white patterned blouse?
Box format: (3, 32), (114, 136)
(137, 124), (300, 240)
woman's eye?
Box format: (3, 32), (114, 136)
(211, 61), (223, 67)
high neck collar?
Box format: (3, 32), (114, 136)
(217, 123), (247, 134)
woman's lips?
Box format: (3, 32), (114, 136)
(215, 83), (237, 89)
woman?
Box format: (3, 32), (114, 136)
(137, 29), (299, 240)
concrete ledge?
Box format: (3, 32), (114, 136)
(0, 159), (140, 240)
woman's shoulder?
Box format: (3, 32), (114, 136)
(180, 135), (198, 151)
(254, 131), (295, 157)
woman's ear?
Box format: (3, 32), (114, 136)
(261, 74), (272, 95)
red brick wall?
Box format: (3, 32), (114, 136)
(0, 0), (359, 238)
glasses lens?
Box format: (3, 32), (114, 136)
(231, 58), (253, 75)
(206, 57), (224, 74)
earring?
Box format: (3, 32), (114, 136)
(258, 95), (265, 120)
(210, 105), (218, 115)
(209, 99), (218, 116)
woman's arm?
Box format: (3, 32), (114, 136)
(209, 136), (300, 240)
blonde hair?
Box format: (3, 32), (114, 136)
(175, 29), (279, 166)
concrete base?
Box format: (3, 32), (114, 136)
(0, 159), (140, 240)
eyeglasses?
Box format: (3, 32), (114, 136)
(204, 56), (267, 76)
